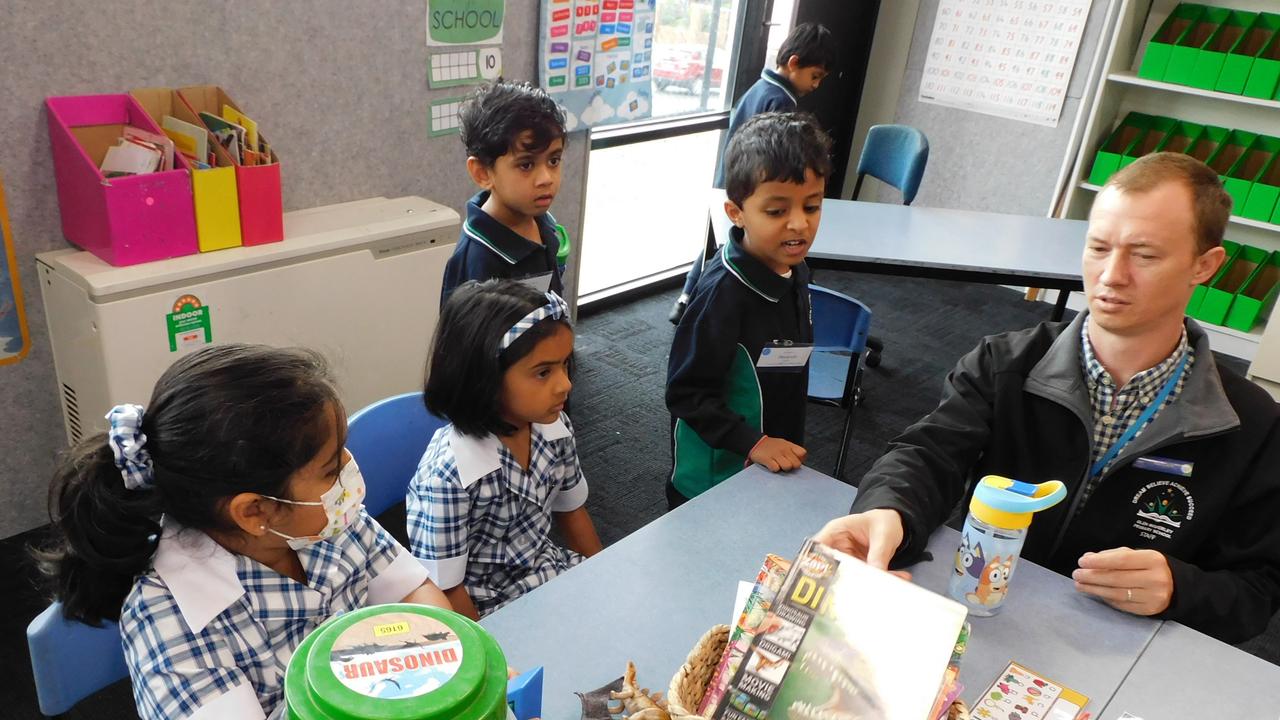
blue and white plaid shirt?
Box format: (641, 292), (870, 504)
(1077, 320), (1192, 510)
(120, 508), (428, 720)
(406, 413), (589, 616)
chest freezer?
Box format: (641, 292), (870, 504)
(38, 195), (459, 444)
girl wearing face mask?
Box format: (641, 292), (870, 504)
(37, 344), (450, 720)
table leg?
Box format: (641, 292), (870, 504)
(1052, 289), (1071, 322)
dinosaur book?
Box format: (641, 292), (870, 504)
(713, 539), (969, 720)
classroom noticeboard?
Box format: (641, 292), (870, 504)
(539, 0), (656, 130)
(0, 174), (29, 365)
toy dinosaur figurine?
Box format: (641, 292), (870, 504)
(607, 661), (671, 720)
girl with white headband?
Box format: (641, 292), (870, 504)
(37, 344), (450, 719)
(408, 279), (602, 619)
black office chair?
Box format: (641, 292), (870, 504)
(850, 124), (929, 367)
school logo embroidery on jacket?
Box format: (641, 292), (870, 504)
(1130, 481), (1195, 541)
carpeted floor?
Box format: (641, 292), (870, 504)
(1, 271), (1275, 719)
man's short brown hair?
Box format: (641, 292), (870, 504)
(1104, 152), (1232, 254)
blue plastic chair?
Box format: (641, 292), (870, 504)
(851, 124), (930, 206)
(808, 285), (873, 480)
(346, 391), (448, 519)
(26, 601), (129, 715)
(849, 124), (928, 369)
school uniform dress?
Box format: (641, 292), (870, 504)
(119, 509), (428, 720)
(406, 413), (589, 616)
(440, 190), (564, 304)
(666, 226), (813, 500)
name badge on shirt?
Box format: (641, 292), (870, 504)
(1133, 455), (1194, 477)
(757, 341), (813, 371)
(516, 272), (554, 293)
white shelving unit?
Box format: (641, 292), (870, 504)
(1054, 0), (1280, 364)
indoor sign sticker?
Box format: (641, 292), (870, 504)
(166, 294), (212, 352)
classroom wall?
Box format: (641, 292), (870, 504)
(0, 1), (587, 538)
(843, 0), (923, 198)
(859, 0), (1113, 213)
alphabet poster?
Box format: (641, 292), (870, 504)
(919, 0), (1093, 127)
(538, 0), (656, 130)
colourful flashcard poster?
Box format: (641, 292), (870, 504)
(427, 0), (505, 46)
(540, 0), (654, 129)
(919, 0), (1093, 127)
(0, 174), (29, 366)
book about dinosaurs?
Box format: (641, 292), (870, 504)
(713, 539), (969, 720)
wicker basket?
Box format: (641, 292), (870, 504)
(666, 624), (731, 719)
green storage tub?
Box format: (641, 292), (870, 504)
(1223, 135), (1277, 214)
(284, 604), (509, 720)
(1205, 130), (1258, 213)
(1089, 113), (1158, 185)
(1120, 115), (1177, 169)
(1218, 12), (1280, 94)
(1155, 121), (1205, 154)
(1139, 4), (1208, 80)
(1165, 7), (1230, 85)
(1243, 15), (1280, 99)
(1196, 244), (1268, 325)
(1241, 143), (1280, 223)
(1188, 239), (1240, 316)
(1225, 251), (1280, 331)
(1186, 124), (1230, 164)
(1191, 10), (1257, 90)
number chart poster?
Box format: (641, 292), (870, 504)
(539, 0), (656, 131)
(919, 0), (1093, 127)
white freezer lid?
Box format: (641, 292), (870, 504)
(36, 196), (459, 300)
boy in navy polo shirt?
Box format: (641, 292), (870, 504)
(665, 112), (832, 508)
(441, 81), (569, 304)
(670, 23), (836, 324)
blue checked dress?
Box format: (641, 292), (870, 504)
(120, 508), (429, 719)
(406, 413), (589, 616)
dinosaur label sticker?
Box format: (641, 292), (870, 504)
(329, 613), (462, 698)
(974, 662), (1088, 720)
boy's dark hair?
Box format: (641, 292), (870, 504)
(426, 279), (572, 438)
(776, 23), (837, 70)
(459, 80), (568, 166)
(35, 344), (343, 625)
(724, 112), (833, 206)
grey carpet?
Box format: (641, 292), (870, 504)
(2, 271), (1273, 720)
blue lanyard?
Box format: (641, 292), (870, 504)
(1089, 353), (1189, 478)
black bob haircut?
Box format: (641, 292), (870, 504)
(459, 80), (568, 167)
(776, 23), (837, 70)
(723, 112), (833, 207)
(425, 279), (573, 438)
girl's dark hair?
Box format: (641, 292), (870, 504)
(425, 279), (572, 438)
(459, 80), (568, 166)
(724, 112), (833, 206)
(776, 22), (837, 70)
(35, 344), (343, 625)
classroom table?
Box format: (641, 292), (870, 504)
(1096, 621), (1280, 719)
(708, 192), (1089, 321)
(480, 465), (1158, 719)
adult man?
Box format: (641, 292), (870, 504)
(816, 152), (1280, 643)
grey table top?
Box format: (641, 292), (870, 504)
(481, 465), (1160, 719)
(1097, 621), (1280, 720)
(709, 191), (1089, 283)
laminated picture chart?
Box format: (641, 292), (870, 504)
(538, 0), (657, 130)
(919, 0), (1094, 127)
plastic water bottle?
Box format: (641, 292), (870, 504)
(949, 475), (1066, 616)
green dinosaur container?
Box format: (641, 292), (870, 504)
(284, 604), (509, 720)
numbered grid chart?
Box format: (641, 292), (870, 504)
(430, 50), (480, 87)
(429, 97), (465, 137)
(919, 0), (1093, 127)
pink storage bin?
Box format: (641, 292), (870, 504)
(46, 94), (199, 266)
